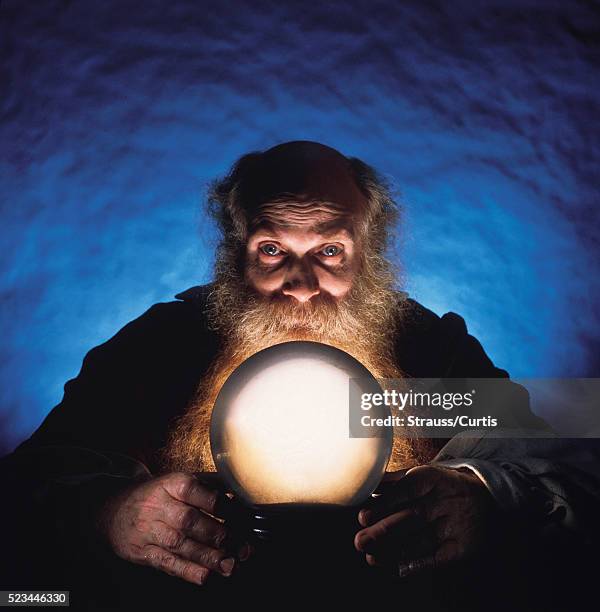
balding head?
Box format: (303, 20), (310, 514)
(248, 140), (366, 214)
(211, 140), (396, 238)
(239, 141), (368, 224)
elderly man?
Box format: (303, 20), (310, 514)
(1, 141), (597, 609)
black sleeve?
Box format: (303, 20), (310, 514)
(438, 312), (508, 377)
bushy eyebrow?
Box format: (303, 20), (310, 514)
(311, 218), (354, 237)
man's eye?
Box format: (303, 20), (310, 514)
(320, 245), (343, 257)
(260, 243), (282, 256)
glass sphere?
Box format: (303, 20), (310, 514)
(211, 341), (392, 506)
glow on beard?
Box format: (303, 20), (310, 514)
(211, 342), (392, 505)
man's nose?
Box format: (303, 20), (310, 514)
(281, 260), (320, 303)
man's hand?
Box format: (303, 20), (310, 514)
(97, 472), (251, 586)
(354, 465), (497, 578)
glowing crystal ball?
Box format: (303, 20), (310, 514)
(210, 341), (392, 506)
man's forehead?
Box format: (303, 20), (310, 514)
(238, 141), (368, 217)
(249, 216), (355, 239)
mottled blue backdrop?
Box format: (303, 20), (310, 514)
(1, 0), (599, 454)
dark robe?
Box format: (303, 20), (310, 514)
(0, 285), (597, 611)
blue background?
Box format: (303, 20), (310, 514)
(1, 0), (599, 454)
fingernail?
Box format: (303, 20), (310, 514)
(355, 532), (369, 552)
(220, 557), (235, 576)
(238, 543), (252, 562)
(358, 509), (371, 525)
(196, 569), (210, 585)
(366, 554), (377, 567)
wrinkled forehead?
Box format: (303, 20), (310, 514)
(238, 143), (368, 232)
(250, 201), (356, 238)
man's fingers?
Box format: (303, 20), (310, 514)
(142, 544), (211, 586)
(359, 490), (427, 527)
(354, 508), (420, 554)
(397, 539), (456, 578)
(163, 473), (229, 517)
(178, 538), (237, 577)
(360, 468), (437, 526)
(374, 469), (410, 491)
(161, 501), (230, 549)
(147, 521), (235, 576)
(361, 524), (439, 568)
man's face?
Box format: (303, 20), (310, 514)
(245, 212), (359, 302)
(241, 143), (368, 303)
